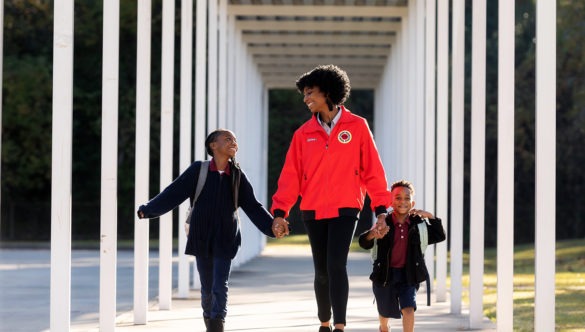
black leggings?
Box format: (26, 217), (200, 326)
(304, 216), (357, 326)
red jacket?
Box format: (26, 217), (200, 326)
(271, 106), (391, 220)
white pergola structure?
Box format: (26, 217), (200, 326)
(6, 0), (554, 331)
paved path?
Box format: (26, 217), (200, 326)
(0, 245), (495, 331)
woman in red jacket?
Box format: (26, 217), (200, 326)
(271, 64), (392, 332)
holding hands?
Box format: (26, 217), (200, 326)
(272, 217), (290, 238)
(369, 213), (389, 239)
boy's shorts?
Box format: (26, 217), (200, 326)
(372, 268), (417, 319)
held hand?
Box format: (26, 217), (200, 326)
(375, 213), (389, 237)
(272, 217), (290, 238)
(368, 214), (389, 240)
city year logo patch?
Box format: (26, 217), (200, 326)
(338, 130), (352, 144)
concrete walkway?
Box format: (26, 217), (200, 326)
(0, 245), (496, 332)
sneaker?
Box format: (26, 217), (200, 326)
(318, 326), (332, 332)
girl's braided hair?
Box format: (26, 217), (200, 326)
(204, 129), (241, 209)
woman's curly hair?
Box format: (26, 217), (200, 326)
(295, 64), (351, 109)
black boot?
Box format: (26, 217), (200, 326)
(204, 317), (210, 331)
(209, 318), (224, 332)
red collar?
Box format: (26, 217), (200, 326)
(209, 158), (231, 175)
(392, 214), (410, 227)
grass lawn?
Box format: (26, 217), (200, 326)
(268, 236), (585, 331)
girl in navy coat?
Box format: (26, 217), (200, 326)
(138, 129), (288, 332)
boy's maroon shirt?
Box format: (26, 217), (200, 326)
(390, 215), (410, 268)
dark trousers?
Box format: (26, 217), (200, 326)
(304, 216), (357, 326)
(196, 256), (232, 320)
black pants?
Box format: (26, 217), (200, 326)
(304, 216), (357, 326)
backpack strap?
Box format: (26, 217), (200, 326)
(194, 160), (209, 203)
(186, 160), (209, 225)
(417, 219), (431, 305)
(418, 219), (429, 254)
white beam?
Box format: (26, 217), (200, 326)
(236, 20), (401, 33)
(469, 0), (487, 327)
(177, 0), (193, 299)
(450, 0), (464, 315)
(227, 16), (237, 129)
(247, 45), (391, 57)
(159, 0), (175, 310)
(414, 0), (425, 206)
(218, 0), (228, 127)
(50, 0), (74, 330)
(208, 0), (218, 130)
(228, 4), (408, 18)
(99, 0), (119, 330)
(534, 0), (556, 331)
(133, 0), (151, 324)
(423, 0), (437, 285)
(435, 0), (449, 303)
(192, 0), (208, 289)
(241, 33), (396, 46)
(195, 0), (208, 161)
(497, 0), (515, 330)
(253, 56), (387, 66)
(258, 65), (384, 75)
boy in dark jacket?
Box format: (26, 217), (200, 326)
(359, 180), (445, 332)
(137, 129), (289, 332)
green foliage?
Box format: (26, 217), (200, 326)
(2, 56), (52, 197)
(460, 239), (585, 331)
(1, 1), (585, 244)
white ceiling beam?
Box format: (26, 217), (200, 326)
(228, 5), (407, 18)
(236, 20), (401, 33)
(248, 45), (390, 56)
(258, 64), (386, 74)
(265, 77), (379, 89)
(253, 55), (387, 66)
(241, 33), (396, 45)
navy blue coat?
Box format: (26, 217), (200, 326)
(138, 161), (275, 259)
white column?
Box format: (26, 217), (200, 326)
(406, 0), (416, 181)
(99, 0), (120, 330)
(497, 0), (515, 330)
(415, 0), (425, 204)
(435, 0), (449, 303)
(133, 0), (151, 324)
(534, 1), (556, 331)
(450, 0), (464, 315)
(227, 15), (237, 130)
(177, 0), (193, 299)
(207, 0), (218, 130)
(50, 1), (74, 330)
(159, 0), (175, 310)
(423, 0), (437, 284)
(193, 0), (208, 288)
(469, 0), (486, 327)
(399, 18), (409, 179)
(217, 0), (228, 127)
(195, 0), (208, 161)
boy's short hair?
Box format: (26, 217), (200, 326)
(390, 180), (415, 196)
(295, 64), (351, 106)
